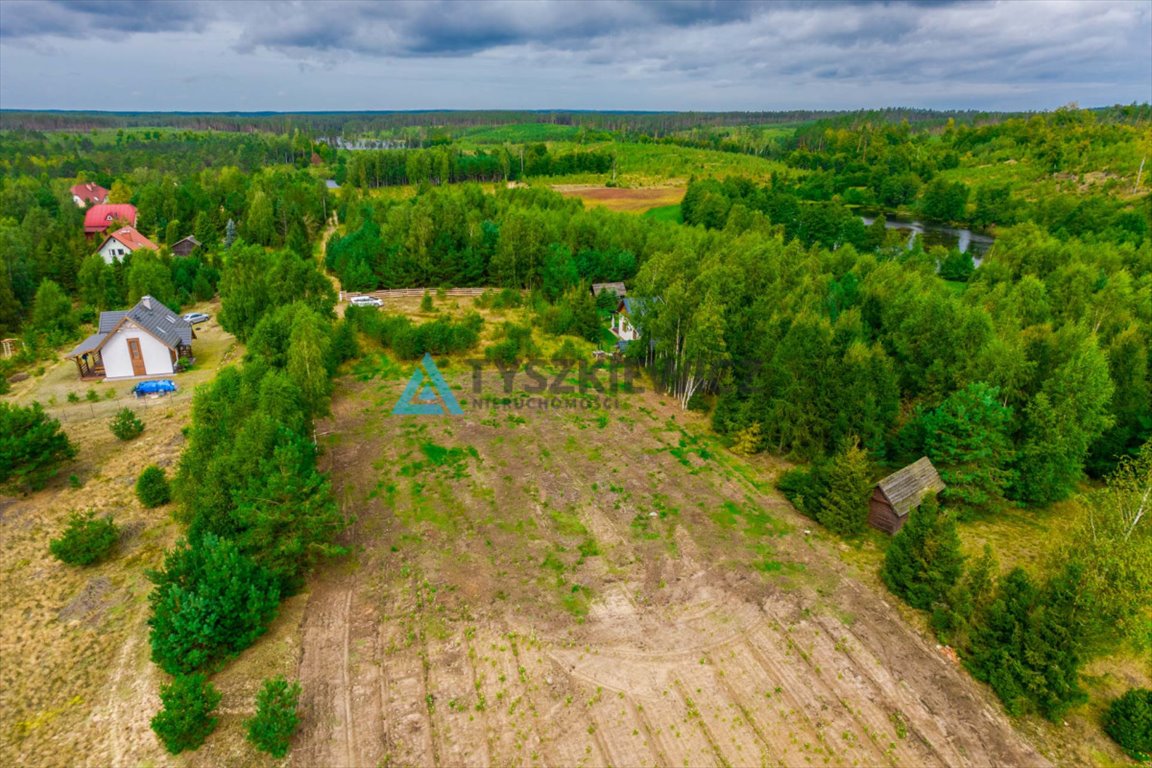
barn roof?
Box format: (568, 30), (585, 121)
(876, 457), (945, 517)
(591, 282), (626, 297)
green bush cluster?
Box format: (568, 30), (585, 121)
(246, 677), (302, 758)
(150, 673), (221, 754)
(776, 440), (872, 536)
(485, 322), (539, 366)
(0, 401), (76, 492)
(144, 241), (347, 755)
(49, 511), (119, 566)
(136, 465), (171, 507)
(1104, 688), (1152, 762)
(346, 306), (481, 360)
(110, 407), (144, 441)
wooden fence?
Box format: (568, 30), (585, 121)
(44, 390), (191, 425)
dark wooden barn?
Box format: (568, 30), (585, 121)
(171, 235), (201, 257)
(869, 457), (946, 534)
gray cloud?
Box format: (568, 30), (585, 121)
(0, 0), (1148, 111)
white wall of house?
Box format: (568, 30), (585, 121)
(611, 312), (639, 341)
(98, 237), (131, 264)
(101, 322), (176, 378)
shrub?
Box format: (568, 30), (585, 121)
(246, 677), (302, 758)
(67, 391), (80, 403)
(485, 323), (538, 366)
(49, 511), (118, 565)
(1105, 688), (1152, 762)
(136, 465), (171, 507)
(881, 495), (964, 611)
(776, 465), (824, 519)
(85, 388), (100, 402)
(148, 534), (281, 674)
(150, 673), (221, 754)
(0, 401), (77, 491)
(420, 292), (434, 312)
(110, 407), (144, 441)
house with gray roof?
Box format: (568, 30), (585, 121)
(66, 296), (194, 380)
(868, 457), (946, 534)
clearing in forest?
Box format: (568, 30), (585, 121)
(552, 184), (686, 214)
(294, 360), (1049, 768)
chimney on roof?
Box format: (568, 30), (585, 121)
(142, 295), (152, 310)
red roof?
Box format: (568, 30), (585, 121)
(84, 204), (138, 234)
(70, 182), (109, 204)
(100, 226), (158, 253)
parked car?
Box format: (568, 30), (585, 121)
(183, 312), (210, 324)
(349, 295), (383, 307)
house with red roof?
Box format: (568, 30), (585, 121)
(71, 182), (109, 207)
(84, 204), (138, 237)
(97, 226), (159, 264)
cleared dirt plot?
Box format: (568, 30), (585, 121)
(294, 364), (1050, 768)
(552, 184), (685, 214)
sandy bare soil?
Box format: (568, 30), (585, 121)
(292, 371), (1050, 768)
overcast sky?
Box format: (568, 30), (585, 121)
(0, 0), (1149, 112)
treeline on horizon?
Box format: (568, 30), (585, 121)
(0, 106), (1054, 136)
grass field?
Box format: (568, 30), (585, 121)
(643, 204), (684, 223)
(460, 123), (587, 144)
(551, 185), (686, 214)
(537, 141), (793, 186)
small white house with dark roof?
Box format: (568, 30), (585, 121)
(66, 296), (194, 380)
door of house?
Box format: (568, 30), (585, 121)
(127, 338), (146, 376)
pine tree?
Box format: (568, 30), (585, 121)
(817, 439), (872, 536)
(881, 494), (964, 610)
(920, 383), (1015, 513)
(148, 534), (280, 675)
(965, 568), (1037, 716)
(150, 673), (221, 754)
(245, 677), (302, 758)
(0, 401), (77, 492)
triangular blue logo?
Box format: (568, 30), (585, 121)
(393, 353), (463, 416)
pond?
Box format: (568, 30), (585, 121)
(859, 213), (995, 258)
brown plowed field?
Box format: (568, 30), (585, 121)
(292, 370), (1049, 768)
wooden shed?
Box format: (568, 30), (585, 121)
(869, 457), (946, 534)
